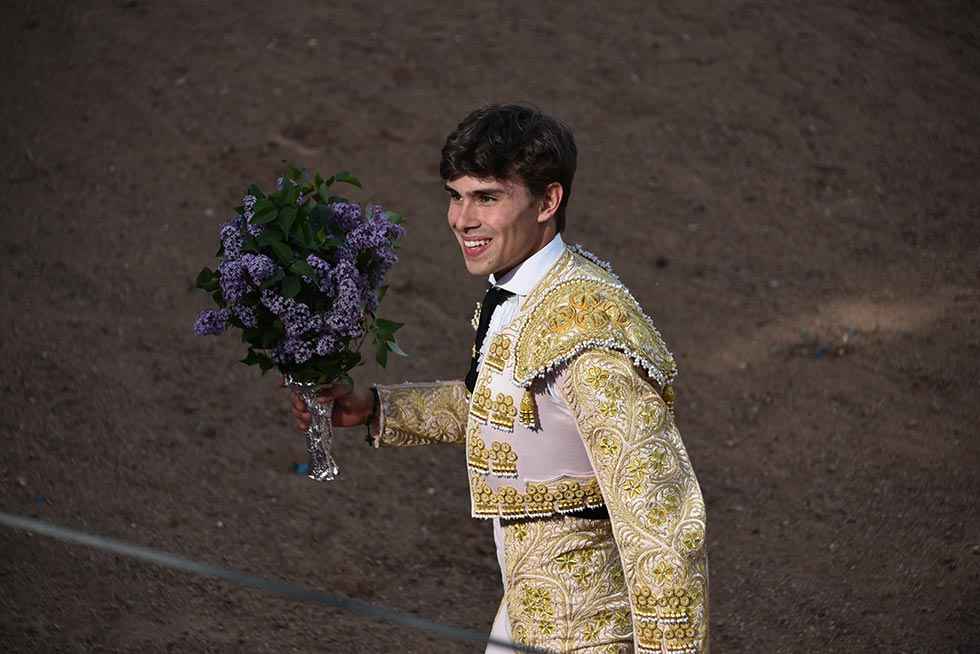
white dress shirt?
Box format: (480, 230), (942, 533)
(476, 232), (566, 397)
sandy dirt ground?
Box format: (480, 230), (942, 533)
(1, 1), (978, 652)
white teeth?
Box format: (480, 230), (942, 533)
(464, 239), (491, 248)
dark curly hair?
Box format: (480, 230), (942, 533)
(439, 104), (577, 233)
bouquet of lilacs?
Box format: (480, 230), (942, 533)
(193, 165), (406, 480)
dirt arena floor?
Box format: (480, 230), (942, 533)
(1, 1), (978, 652)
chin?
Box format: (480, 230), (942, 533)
(463, 259), (492, 276)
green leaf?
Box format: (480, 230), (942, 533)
(256, 228), (283, 248)
(316, 183), (330, 201)
(281, 275), (301, 298)
(211, 289), (225, 307)
(241, 349), (260, 366)
(299, 221), (315, 249)
(241, 235), (260, 254)
(333, 171), (362, 188)
(253, 201), (278, 225)
(387, 338), (408, 357)
(257, 354), (274, 372)
(269, 241), (294, 264)
(241, 328), (260, 346)
(375, 318), (404, 336)
(383, 210), (403, 224)
(377, 285), (389, 302)
(247, 184), (265, 199)
(283, 185), (301, 206)
(260, 268), (285, 289)
(195, 267), (215, 289)
(375, 341), (389, 367)
(278, 205), (298, 236)
(290, 260), (316, 277)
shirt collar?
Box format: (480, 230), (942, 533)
(488, 232), (566, 296)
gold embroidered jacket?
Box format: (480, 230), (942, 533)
(371, 245), (708, 653)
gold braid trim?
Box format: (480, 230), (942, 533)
(559, 349), (708, 653)
(470, 475), (605, 519)
(513, 276), (677, 395)
(371, 380), (470, 447)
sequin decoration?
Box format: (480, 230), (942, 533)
(487, 441), (518, 477)
(489, 392), (517, 431)
(484, 334), (511, 372)
(470, 475), (605, 518)
(467, 426), (489, 473)
(469, 378), (493, 424)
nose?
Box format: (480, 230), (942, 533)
(449, 199), (479, 233)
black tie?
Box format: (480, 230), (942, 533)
(465, 284), (515, 392)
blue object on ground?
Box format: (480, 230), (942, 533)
(293, 463), (310, 475)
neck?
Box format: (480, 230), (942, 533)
(493, 224), (558, 279)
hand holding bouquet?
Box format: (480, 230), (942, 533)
(193, 165), (406, 480)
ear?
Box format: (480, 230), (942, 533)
(536, 182), (563, 224)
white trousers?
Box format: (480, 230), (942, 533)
(484, 518), (513, 653)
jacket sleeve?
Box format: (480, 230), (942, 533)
(367, 380), (470, 447)
(555, 348), (709, 654)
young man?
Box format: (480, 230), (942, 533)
(289, 104), (709, 653)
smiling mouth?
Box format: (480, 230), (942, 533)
(461, 237), (492, 258)
(463, 238), (492, 249)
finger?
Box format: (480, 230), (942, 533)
(319, 383), (351, 401)
(291, 395), (305, 411)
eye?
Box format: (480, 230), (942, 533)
(477, 194), (496, 204)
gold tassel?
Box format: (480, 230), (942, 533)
(519, 387), (538, 430)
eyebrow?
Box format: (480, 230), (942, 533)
(443, 183), (510, 197)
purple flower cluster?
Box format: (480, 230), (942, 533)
(305, 254), (333, 295)
(241, 253), (279, 284)
(324, 260), (366, 338)
(196, 183), (404, 372)
(329, 202), (363, 233)
(259, 290), (324, 338)
(315, 333), (337, 356)
(274, 337), (313, 365)
(232, 304), (257, 328)
(259, 288), (339, 366)
(193, 308), (231, 336)
(218, 258), (248, 304)
(219, 216), (245, 259)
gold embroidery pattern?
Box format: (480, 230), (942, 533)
(484, 334), (511, 372)
(489, 392), (517, 431)
(471, 300), (481, 331)
(513, 275), (677, 392)
(470, 475), (605, 518)
(559, 349), (708, 653)
(466, 426), (489, 473)
(488, 441), (518, 477)
(503, 514), (633, 652)
(374, 381), (470, 447)
(468, 377), (493, 424)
